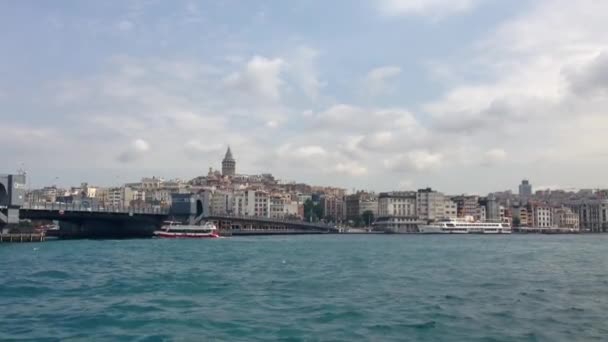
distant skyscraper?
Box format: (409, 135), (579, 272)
(222, 146), (236, 176)
(519, 179), (532, 200)
(486, 193), (500, 221)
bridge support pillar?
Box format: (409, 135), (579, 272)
(1, 173), (25, 233)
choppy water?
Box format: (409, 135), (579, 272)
(1, 235), (608, 341)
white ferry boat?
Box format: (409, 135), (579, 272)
(154, 221), (220, 239)
(418, 219), (511, 234)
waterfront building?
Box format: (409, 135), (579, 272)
(375, 192), (419, 233)
(320, 195), (346, 222)
(233, 190), (269, 217)
(269, 194), (299, 219)
(486, 194), (500, 222)
(105, 187), (138, 208)
(297, 193), (313, 204)
(359, 199), (378, 216)
(222, 147), (236, 177)
(451, 195), (481, 218)
(532, 205), (553, 228)
(519, 179), (532, 202)
(345, 191), (378, 221)
(511, 206), (530, 226)
(444, 199), (458, 219)
(378, 192), (417, 217)
(569, 199), (608, 232)
(26, 186), (59, 203)
(416, 188), (447, 221)
(210, 190), (233, 215)
(476, 205), (487, 222)
(146, 189), (172, 207)
(553, 206), (579, 230)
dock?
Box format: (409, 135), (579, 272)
(0, 233), (45, 243)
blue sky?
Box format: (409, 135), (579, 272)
(2, 0), (608, 194)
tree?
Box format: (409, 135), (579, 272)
(353, 216), (364, 227)
(324, 215), (335, 223)
(361, 210), (375, 227)
(303, 199), (324, 222)
(512, 217), (521, 227)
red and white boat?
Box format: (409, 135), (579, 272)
(154, 221), (220, 238)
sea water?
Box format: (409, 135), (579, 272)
(1, 235), (607, 341)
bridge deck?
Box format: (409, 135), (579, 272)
(20, 202), (340, 233)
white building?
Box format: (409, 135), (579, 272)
(533, 206), (553, 228)
(269, 194), (300, 219)
(105, 187), (138, 207)
(297, 193), (312, 204)
(554, 207), (579, 230)
(374, 192), (419, 233)
(378, 192), (417, 217)
(145, 189), (172, 206)
(444, 199), (458, 219)
(416, 188), (447, 221)
(210, 191), (233, 215)
(233, 190), (269, 217)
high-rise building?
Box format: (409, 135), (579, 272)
(416, 188), (446, 221)
(486, 194), (500, 221)
(519, 179), (532, 201)
(222, 147), (236, 177)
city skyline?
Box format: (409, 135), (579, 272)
(3, 1), (608, 193)
(19, 148), (601, 197)
(14, 145), (607, 194)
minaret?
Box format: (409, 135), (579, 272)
(222, 146), (236, 176)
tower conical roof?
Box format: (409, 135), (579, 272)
(224, 146), (234, 161)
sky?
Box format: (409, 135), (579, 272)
(2, 0), (608, 194)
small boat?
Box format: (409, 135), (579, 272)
(154, 221), (220, 238)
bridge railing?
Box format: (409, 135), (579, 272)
(22, 201), (169, 215)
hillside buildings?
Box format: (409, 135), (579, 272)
(22, 152), (608, 234)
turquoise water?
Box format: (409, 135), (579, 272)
(1, 235), (608, 341)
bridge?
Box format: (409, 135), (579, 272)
(15, 194), (338, 238)
(0, 174), (26, 230)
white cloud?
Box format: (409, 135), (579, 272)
(266, 120), (279, 128)
(223, 56), (285, 102)
(565, 52), (608, 96)
(295, 145), (327, 158)
(481, 148), (507, 166)
(423, 0), (608, 169)
(358, 131), (393, 150)
(399, 179), (413, 189)
(333, 161), (368, 176)
(384, 151), (443, 172)
(184, 141), (223, 159)
(9, 0), (608, 193)
(289, 46), (325, 101)
(312, 105), (422, 136)
(133, 139), (149, 151)
(363, 66), (402, 96)
(377, 0), (481, 17)
(117, 139), (150, 163)
(116, 20), (134, 31)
